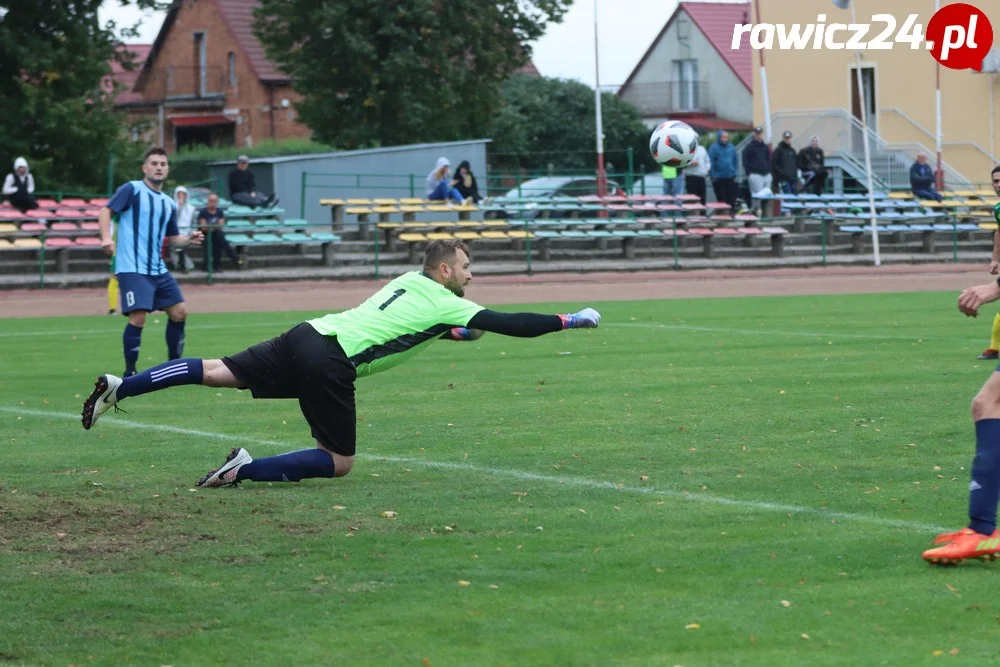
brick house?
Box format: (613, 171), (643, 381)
(113, 0), (310, 152)
(112, 0), (543, 153)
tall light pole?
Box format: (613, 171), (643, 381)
(753, 0), (773, 144)
(593, 0), (607, 197)
(934, 0), (944, 192)
(833, 0), (881, 266)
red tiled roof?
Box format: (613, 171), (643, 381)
(618, 1), (751, 94)
(670, 112), (752, 131)
(108, 44), (152, 106)
(215, 0), (288, 83)
(516, 60), (540, 77)
(681, 2), (752, 91)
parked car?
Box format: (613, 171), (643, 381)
(499, 176), (623, 200)
(632, 172), (719, 201)
(632, 173), (664, 196)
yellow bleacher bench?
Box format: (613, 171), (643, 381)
(346, 198), (372, 205)
(373, 198), (399, 205)
(319, 198), (346, 206)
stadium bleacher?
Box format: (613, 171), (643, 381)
(1, 188), (997, 280)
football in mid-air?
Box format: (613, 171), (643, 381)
(649, 120), (699, 168)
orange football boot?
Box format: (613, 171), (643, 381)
(923, 529), (1000, 565)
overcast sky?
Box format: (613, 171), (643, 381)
(96, 0), (739, 87)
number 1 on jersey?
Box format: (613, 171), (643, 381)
(378, 288), (406, 311)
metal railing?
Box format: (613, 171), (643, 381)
(734, 109), (971, 190)
(617, 81), (712, 116)
(137, 66), (227, 101)
(882, 107), (1000, 165)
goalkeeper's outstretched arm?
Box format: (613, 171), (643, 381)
(446, 307), (602, 340)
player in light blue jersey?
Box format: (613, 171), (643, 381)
(99, 147), (203, 377)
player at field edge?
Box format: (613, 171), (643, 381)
(81, 239), (602, 487)
(924, 166), (1000, 565)
(98, 147), (203, 377)
(976, 166), (1000, 360)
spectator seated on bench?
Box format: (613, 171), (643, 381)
(228, 155), (278, 209)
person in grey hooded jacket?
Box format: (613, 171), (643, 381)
(426, 157), (467, 204)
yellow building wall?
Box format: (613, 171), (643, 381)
(749, 0), (1000, 183)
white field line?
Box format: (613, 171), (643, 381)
(609, 322), (980, 344)
(1, 406), (950, 534)
(0, 320), (297, 339)
(0, 320), (981, 346)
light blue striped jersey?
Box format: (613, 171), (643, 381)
(107, 180), (179, 275)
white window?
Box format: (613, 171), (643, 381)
(228, 52), (236, 89)
(672, 59), (699, 111)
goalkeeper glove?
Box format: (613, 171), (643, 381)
(559, 307), (601, 329)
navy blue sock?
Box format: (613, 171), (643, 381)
(968, 419), (1000, 534)
(123, 323), (143, 375)
(117, 358), (204, 399)
(166, 319), (186, 360)
(236, 448), (335, 482)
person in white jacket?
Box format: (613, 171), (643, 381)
(172, 186), (196, 272)
(683, 144), (711, 205)
(2, 157), (38, 212)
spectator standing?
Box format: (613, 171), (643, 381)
(797, 136), (827, 195)
(661, 164), (684, 197)
(3, 157), (38, 212)
(684, 143), (711, 205)
(228, 155), (278, 209)
(197, 193), (240, 272)
(172, 186), (196, 273)
(771, 130), (799, 195)
(452, 160), (482, 203)
(911, 153), (943, 201)
(426, 157), (467, 204)
(742, 126), (772, 215)
(708, 131), (738, 209)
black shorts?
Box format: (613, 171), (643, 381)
(222, 323), (358, 456)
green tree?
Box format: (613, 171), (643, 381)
(0, 0), (162, 194)
(253, 0), (571, 149)
(488, 75), (655, 178)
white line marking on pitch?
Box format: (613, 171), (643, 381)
(1, 321), (979, 346)
(2, 406), (949, 534)
(609, 322), (979, 344)
(0, 320), (298, 339)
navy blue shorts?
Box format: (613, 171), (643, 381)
(117, 272), (184, 314)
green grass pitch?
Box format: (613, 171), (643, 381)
(2, 291), (998, 665)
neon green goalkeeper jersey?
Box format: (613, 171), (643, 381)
(995, 201), (1000, 224)
(308, 271), (484, 378)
